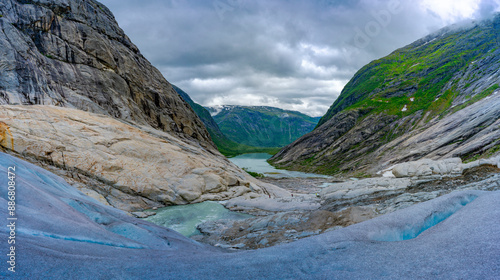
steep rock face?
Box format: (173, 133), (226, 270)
(0, 105), (286, 212)
(0, 0), (213, 149)
(271, 15), (500, 176)
(173, 85), (225, 145)
(372, 92), (500, 169)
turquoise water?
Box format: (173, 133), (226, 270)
(372, 194), (478, 242)
(143, 154), (328, 237)
(143, 201), (252, 237)
(229, 153), (330, 178)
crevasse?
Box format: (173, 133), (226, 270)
(372, 194), (478, 242)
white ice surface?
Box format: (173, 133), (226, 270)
(1, 152), (499, 279)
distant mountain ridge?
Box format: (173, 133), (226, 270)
(173, 86), (282, 156)
(271, 14), (500, 176)
(207, 105), (320, 148)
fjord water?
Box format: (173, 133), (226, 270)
(143, 201), (252, 237)
(229, 153), (330, 178)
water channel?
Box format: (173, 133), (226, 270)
(143, 153), (329, 237)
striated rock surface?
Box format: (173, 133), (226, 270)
(0, 105), (286, 212)
(0, 0), (213, 149)
(196, 207), (376, 249)
(371, 92), (500, 171)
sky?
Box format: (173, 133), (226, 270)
(99, 0), (500, 117)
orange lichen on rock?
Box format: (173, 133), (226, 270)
(0, 122), (14, 150)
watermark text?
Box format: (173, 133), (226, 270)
(6, 166), (16, 273)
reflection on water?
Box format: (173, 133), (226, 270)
(229, 153), (330, 178)
(143, 201), (252, 237)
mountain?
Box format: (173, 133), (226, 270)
(172, 85), (223, 143)
(208, 105), (320, 148)
(172, 86), (281, 156)
(0, 0), (278, 210)
(270, 15), (500, 176)
(0, 0), (212, 150)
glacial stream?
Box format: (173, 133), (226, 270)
(143, 201), (252, 237)
(142, 153), (329, 237)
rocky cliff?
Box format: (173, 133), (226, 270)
(0, 0), (213, 149)
(0, 0), (289, 210)
(271, 15), (500, 176)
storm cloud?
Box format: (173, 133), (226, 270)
(99, 0), (500, 116)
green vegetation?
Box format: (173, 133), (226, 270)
(242, 168), (264, 178)
(280, 19), (500, 176)
(214, 136), (281, 158)
(213, 106), (319, 148)
(451, 84), (499, 114)
(172, 85), (284, 157)
(318, 25), (499, 128)
(463, 140), (500, 163)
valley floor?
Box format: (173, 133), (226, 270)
(194, 164), (500, 250)
(1, 152), (499, 279)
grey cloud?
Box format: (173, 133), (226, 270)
(99, 0), (490, 116)
(474, 0), (500, 19)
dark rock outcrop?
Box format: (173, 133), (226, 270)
(0, 0), (213, 149)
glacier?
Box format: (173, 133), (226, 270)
(0, 152), (499, 279)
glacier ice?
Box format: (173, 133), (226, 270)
(0, 152), (498, 279)
(370, 193), (478, 241)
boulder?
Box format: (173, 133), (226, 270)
(392, 158), (462, 178)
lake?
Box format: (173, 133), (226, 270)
(229, 153), (330, 178)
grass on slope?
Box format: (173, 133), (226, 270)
(318, 24), (499, 127)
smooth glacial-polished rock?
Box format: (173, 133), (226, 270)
(0, 105), (285, 211)
(391, 158), (462, 178)
(319, 177), (411, 211)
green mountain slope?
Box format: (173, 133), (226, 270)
(317, 19), (499, 128)
(209, 106), (320, 148)
(271, 15), (500, 176)
(172, 86), (280, 156)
